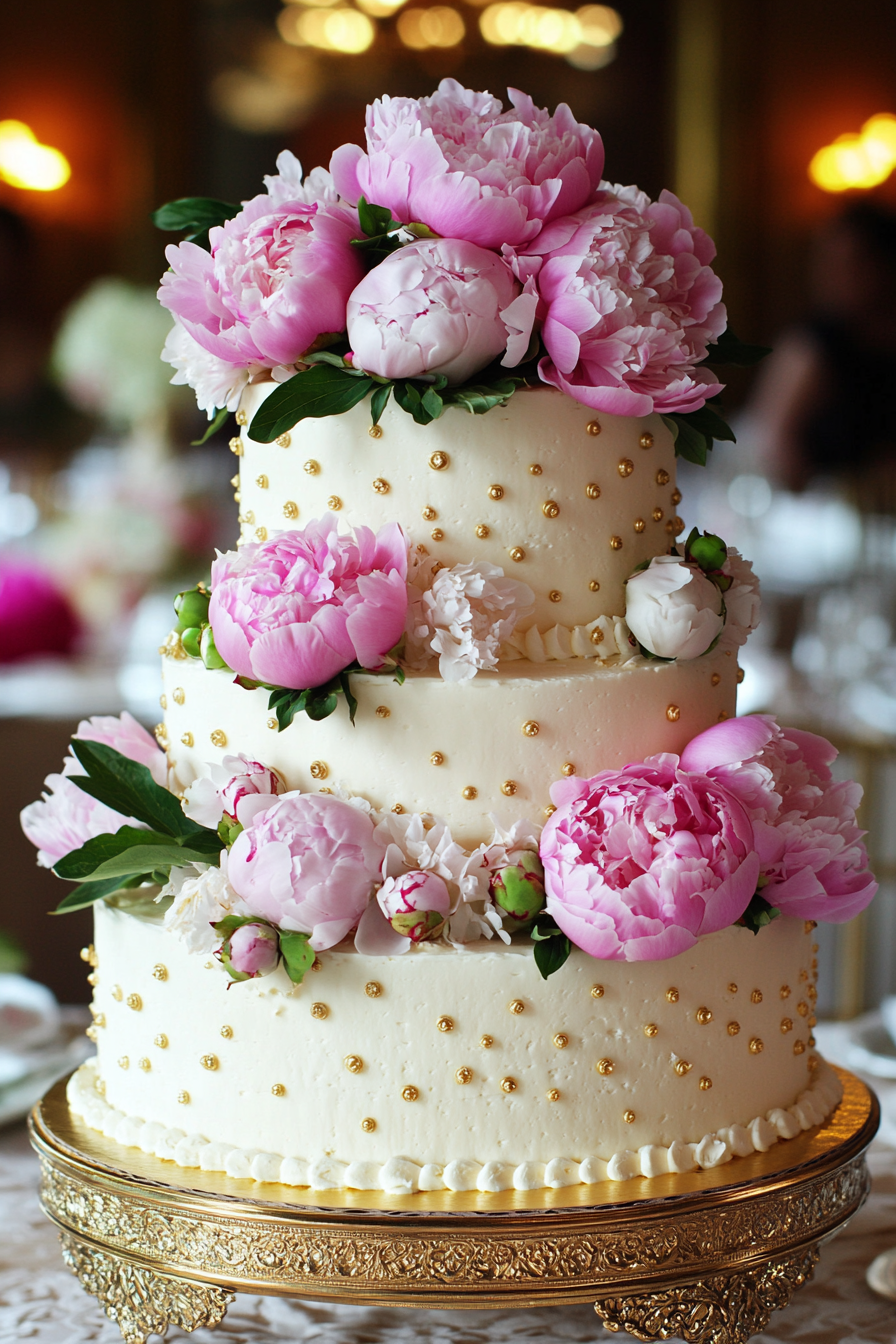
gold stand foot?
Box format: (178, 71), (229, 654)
(59, 1232), (234, 1344)
(594, 1244), (820, 1344)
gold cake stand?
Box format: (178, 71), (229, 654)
(30, 1066), (878, 1344)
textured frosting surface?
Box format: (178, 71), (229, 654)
(82, 901), (830, 1192)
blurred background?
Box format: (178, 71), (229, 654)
(2, 0), (896, 1036)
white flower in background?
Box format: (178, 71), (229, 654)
(404, 559), (535, 680)
(162, 322), (255, 419)
(718, 548), (761, 650)
(264, 151), (340, 207)
(625, 555), (724, 660)
(160, 863), (247, 954)
(182, 754), (280, 830)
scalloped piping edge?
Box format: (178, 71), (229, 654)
(68, 1059), (842, 1194)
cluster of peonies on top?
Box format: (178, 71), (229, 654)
(159, 79), (725, 418)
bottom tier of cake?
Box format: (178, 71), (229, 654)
(72, 898), (840, 1193)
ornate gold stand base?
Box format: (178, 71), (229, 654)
(30, 1067), (878, 1344)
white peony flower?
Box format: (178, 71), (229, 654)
(625, 555), (723, 660)
(162, 321), (256, 419)
(718, 548), (761, 650)
(404, 559), (534, 680)
(182, 754), (280, 830)
(161, 862), (248, 954)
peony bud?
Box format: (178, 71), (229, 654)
(625, 555), (723, 660)
(200, 623), (228, 671)
(490, 851), (546, 926)
(174, 585), (210, 634)
(216, 920), (280, 982)
(377, 870), (451, 943)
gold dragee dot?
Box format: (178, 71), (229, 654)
(422, 506), (437, 521)
(402, 1085), (419, 1101)
(711, 673), (721, 686)
(267, 717), (277, 730)
(429, 451), (449, 470)
(807, 985), (818, 1001)
(480, 1034), (494, 1048)
(794, 1039), (806, 1054)
(728, 983), (738, 994)
(656, 468), (670, 485)
(509, 999), (525, 1015)
(392, 804), (404, 814)
(699, 1076), (713, 1091)
(589, 579), (600, 592)
(181, 732), (194, 747)
(809, 1032), (817, 1046)
(546, 1088), (561, 1101)
(256, 474), (269, 489)
(718, 710), (729, 722)
(799, 969), (809, 982)
(304, 460), (320, 475)
(586, 420), (601, 436)
(86, 972), (98, 987)
(241, 510), (255, 526)
(780, 985), (791, 999)
(623, 1110), (636, 1124)
(255, 527), (268, 542)
(476, 524), (490, 539)
(653, 507), (664, 521)
(671, 488), (683, 505)
(639, 432), (654, 449)
(666, 705), (681, 722)
(91, 1012), (106, 1027)
(178, 1090), (190, 1104)
(529, 463), (542, 475)
(727, 1022), (740, 1036)
(666, 517), (685, 535)
(634, 518), (646, 533)
(111, 985), (123, 1001)
(372, 478), (390, 494)
(271, 1083), (286, 1096)
(375, 705), (390, 718)
(172, 687), (185, 705)
(522, 720), (539, 737)
(695, 1007), (713, 1025)
(585, 482), (601, 500)
(456, 1067), (473, 1084)
(809, 1014), (817, 1028)
(159, 693), (167, 709)
(276, 432), (291, 448)
(431, 528), (444, 541)
(737, 667), (745, 684)
(430, 751), (445, 766)
(590, 628), (605, 645)
(233, 491), (241, 503)
(327, 495), (342, 510)
(437, 1016), (454, 1032)
(95, 1078), (106, 1096)
(509, 546), (526, 562)
(201, 1054), (218, 1071)
(544, 804), (557, 818)
(751, 990), (763, 1003)
(609, 535), (623, 550)
(126, 994), (142, 1011)
(344, 1055), (363, 1074)
(749, 1038), (764, 1054)
(462, 785), (478, 800)
(311, 1003), (329, 1020)
(591, 984), (604, 998)
(210, 729), (227, 748)
(666, 987), (679, 1003)
(501, 1077), (518, 1093)
(553, 1033), (569, 1049)
(152, 964), (168, 981)
(220, 1026), (233, 1039)
(561, 762), (576, 776)
(85, 1026), (97, 1042)
(229, 437), (243, 456)
(153, 724), (167, 746)
(549, 589), (562, 602)
(543, 500), (560, 519)
(365, 982), (382, 998)
(596, 1058), (614, 1075)
(618, 458), (634, 477)
(235, 409), (248, 426)
(139, 1057), (151, 1072)
(283, 502), (299, 521)
(361, 1117), (376, 1132)
(674, 1060), (692, 1076)
(154, 1034), (168, 1049)
(501, 780), (518, 796)
(488, 484), (505, 500)
(309, 760), (329, 780)
(118, 1056), (129, 1070)
(368, 425), (383, 439)
(797, 1001), (809, 1017)
(644, 1023), (658, 1037)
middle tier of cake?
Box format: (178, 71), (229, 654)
(160, 649), (738, 844)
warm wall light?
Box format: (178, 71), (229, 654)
(0, 120), (70, 192)
(809, 113), (896, 192)
(397, 5), (465, 48)
(279, 4), (375, 49)
(479, 2), (620, 59)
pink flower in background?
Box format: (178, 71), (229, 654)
(346, 238), (533, 384)
(681, 715), (877, 923)
(331, 79), (604, 251)
(183, 754), (281, 830)
(209, 515), (408, 689)
(540, 761), (759, 961)
(0, 559), (81, 665)
(516, 183), (727, 415)
(227, 793), (385, 950)
(67, 712), (167, 786)
(159, 154), (363, 376)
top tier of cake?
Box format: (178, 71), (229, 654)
(233, 385), (683, 632)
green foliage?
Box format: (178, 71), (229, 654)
(152, 197), (240, 249)
(68, 741), (205, 839)
(237, 662), (403, 730)
(529, 913), (572, 980)
(703, 329), (772, 367)
(350, 196), (405, 267)
(738, 891), (782, 935)
(191, 407), (230, 445)
(248, 365), (375, 442)
(279, 930), (315, 984)
(685, 527), (728, 574)
(661, 400), (737, 466)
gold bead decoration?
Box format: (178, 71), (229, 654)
(553, 1033), (569, 1049)
(488, 484), (505, 500)
(596, 1058), (614, 1075)
(402, 1085), (419, 1101)
(633, 518), (646, 533)
(653, 507), (664, 521)
(138, 1057), (151, 1072)
(656, 468), (670, 485)
(235, 408), (248, 426)
(456, 1066), (473, 1084)
(549, 589), (562, 602)
(95, 1078), (106, 1097)
(711, 672), (721, 686)
(561, 762), (576, 776)
(159, 693), (167, 709)
(591, 984), (604, 998)
(368, 424), (384, 439)
(85, 1025), (97, 1042)
(118, 1056), (129, 1070)
(609, 535), (623, 550)
(501, 780), (517, 796)
(529, 463), (542, 475)
(728, 983), (738, 994)
(797, 1000), (809, 1017)
(372, 477), (390, 494)
(639, 431), (654, 449)
(256, 474), (269, 489)
(112, 985), (123, 1002)
(437, 1016), (454, 1032)
(666, 704), (680, 722)
(310, 1003), (329, 1020)
(590, 627), (605, 644)
(699, 1076), (712, 1091)
(671, 488), (682, 506)
(462, 785), (478, 800)
(751, 990), (763, 1004)
(673, 1060), (692, 1076)
(344, 1055), (363, 1074)
(283, 501), (299, 520)
(780, 1018), (793, 1034)
(275, 432), (291, 448)
(585, 482), (601, 499)
(126, 994), (142, 1012)
(429, 451), (449, 471)
(475, 524), (490, 539)
(391, 804), (404, 814)
(728, 1022), (740, 1036)
(544, 804), (556, 817)
(431, 528), (444, 541)
(586, 420), (601, 436)
(304, 460), (320, 475)
(501, 1077), (518, 1093)
(178, 1091), (190, 1104)
(749, 1037), (764, 1054)
(229, 437), (243, 456)
(220, 1026), (232, 1039)
(271, 1083), (286, 1096)
(794, 1039), (806, 1054)
(422, 506), (437, 521)
(361, 1117), (376, 1132)
(799, 969), (809, 982)
(153, 724), (168, 747)
(430, 751), (445, 766)
(509, 546), (525, 562)
(522, 720), (539, 737)
(201, 1054), (218, 1071)
(737, 667), (745, 683)
(172, 686), (185, 705)
(546, 1088), (561, 1101)
(91, 1011), (106, 1028)
(255, 526), (268, 542)
(309, 760), (328, 781)
(542, 500), (560, 519)
(644, 1023), (658, 1037)
(267, 717), (277, 730)
(370, 706), (389, 721)
(666, 987), (679, 1003)
(327, 495), (342, 510)
(210, 729), (227, 748)
(695, 1007), (713, 1025)
(365, 982), (382, 998)
(618, 458), (634, 477)
(807, 984), (818, 1001)
(150, 964), (168, 983)
(717, 710), (729, 722)
(623, 1110), (636, 1124)
(780, 985), (791, 999)
(509, 999), (525, 1015)
(480, 1034), (494, 1048)
(589, 579), (600, 591)
(86, 972), (98, 987)
(154, 1034), (168, 1048)
(180, 731), (194, 747)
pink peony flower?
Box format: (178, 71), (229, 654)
(66, 711), (168, 786)
(377, 869), (452, 942)
(540, 761), (759, 961)
(208, 515), (408, 690)
(0, 559), (81, 665)
(159, 152), (363, 377)
(347, 238), (534, 384)
(330, 79), (604, 251)
(681, 716), (877, 923)
(226, 792), (386, 950)
(183, 754), (280, 831)
(227, 922), (281, 977)
(515, 183), (727, 416)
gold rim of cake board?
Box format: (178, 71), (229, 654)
(30, 1065), (877, 1335)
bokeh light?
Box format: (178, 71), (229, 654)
(278, 5), (376, 51)
(479, 3), (620, 59)
(0, 121), (70, 192)
(809, 113), (896, 192)
(397, 6), (465, 49)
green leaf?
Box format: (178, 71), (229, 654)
(200, 625), (229, 671)
(153, 197), (240, 248)
(338, 671), (358, 725)
(190, 406), (229, 445)
(267, 687), (308, 731)
(443, 381), (519, 415)
(703, 328), (772, 367)
(279, 930), (315, 984)
(533, 934), (571, 980)
(68, 741), (210, 840)
(661, 414), (709, 466)
(370, 381), (392, 426)
(54, 828), (175, 880)
(85, 843), (219, 882)
(738, 892), (782, 935)
(393, 380), (443, 425)
(52, 874), (149, 914)
(357, 196), (400, 238)
(248, 366), (374, 442)
(304, 688), (340, 721)
(682, 401), (737, 444)
(212, 913), (269, 938)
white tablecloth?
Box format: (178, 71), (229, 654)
(4, 1033), (896, 1344)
